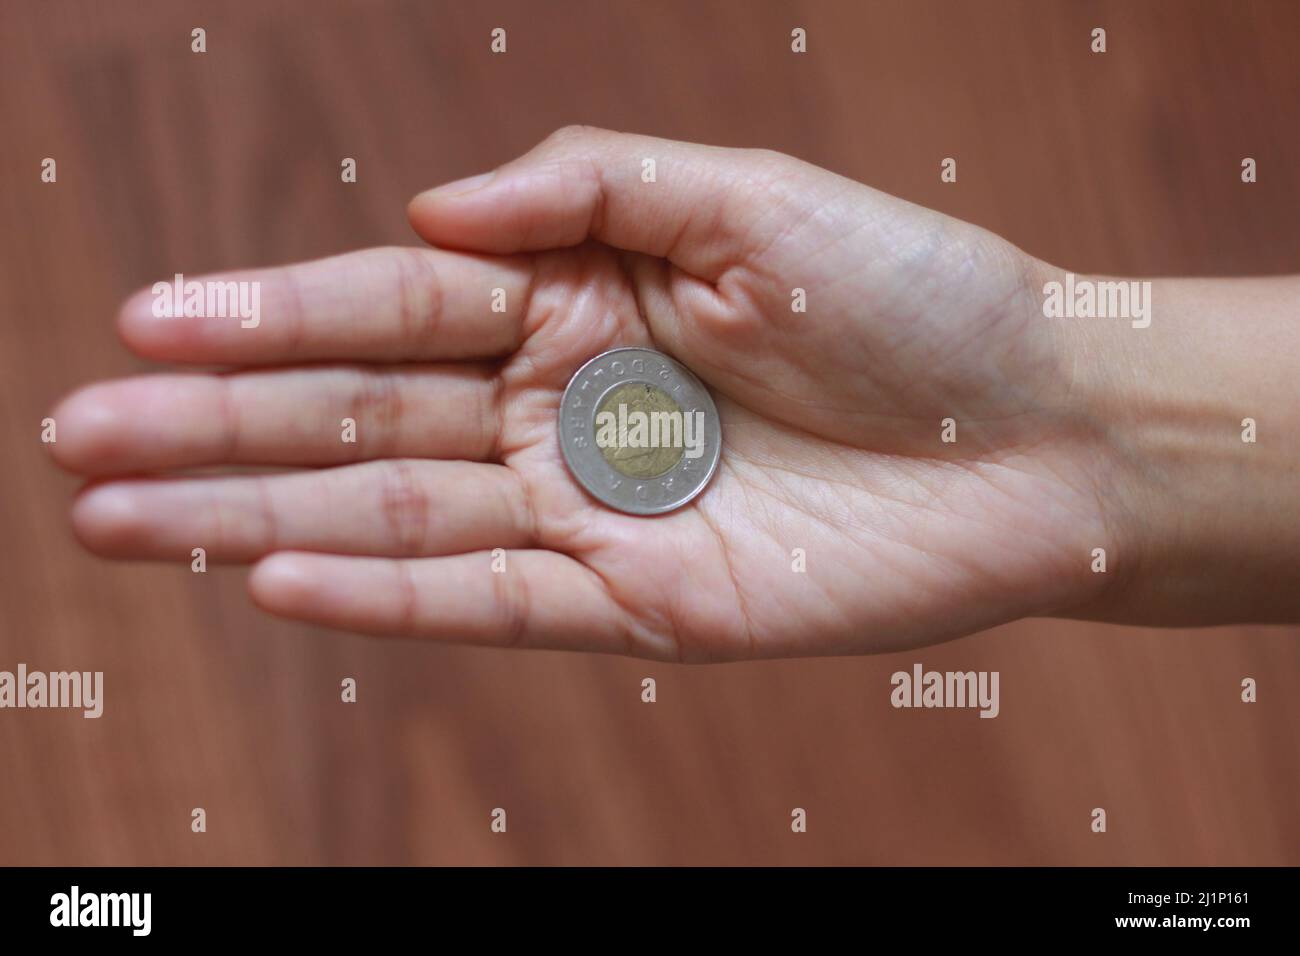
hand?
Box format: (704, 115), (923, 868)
(48, 127), (1295, 660)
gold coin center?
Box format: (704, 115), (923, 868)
(595, 382), (686, 479)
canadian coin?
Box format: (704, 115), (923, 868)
(558, 347), (722, 515)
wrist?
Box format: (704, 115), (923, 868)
(1044, 267), (1300, 625)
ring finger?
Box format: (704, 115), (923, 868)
(71, 459), (536, 562)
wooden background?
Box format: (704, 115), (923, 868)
(1, 0), (1297, 865)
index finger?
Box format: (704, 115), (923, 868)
(117, 246), (534, 365)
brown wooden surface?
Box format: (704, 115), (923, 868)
(1, 0), (1297, 865)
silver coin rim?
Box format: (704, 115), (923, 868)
(558, 347), (722, 516)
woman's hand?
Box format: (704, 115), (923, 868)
(47, 127), (1297, 660)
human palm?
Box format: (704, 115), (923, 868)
(52, 127), (1109, 660)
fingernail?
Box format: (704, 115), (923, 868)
(425, 171), (496, 198)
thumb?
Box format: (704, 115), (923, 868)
(407, 126), (816, 280)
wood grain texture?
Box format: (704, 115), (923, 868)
(1, 0), (1296, 865)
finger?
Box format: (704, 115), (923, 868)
(408, 125), (809, 280)
(48, 364), (501, 476)
(117, 246), (533, 365)
(249, 550), (648, 656)
(70, 460), (534, 562)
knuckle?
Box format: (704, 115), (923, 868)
(491, 557), (531, 648)
(501, 472), (539, 546)
(388, 248), (442, 348)
(378, 460), (432, 556)
(352, 370), (405, 452)
(479, 370), (507, 462)
(544, 123), (603, 147)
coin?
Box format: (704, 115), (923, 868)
(558, 347), (722, 515)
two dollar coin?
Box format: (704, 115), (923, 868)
(558, 347), (722, 515)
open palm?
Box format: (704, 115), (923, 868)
(52, 127), (1111, 660)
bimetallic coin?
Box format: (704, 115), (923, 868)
(558, 347), (722, 515)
